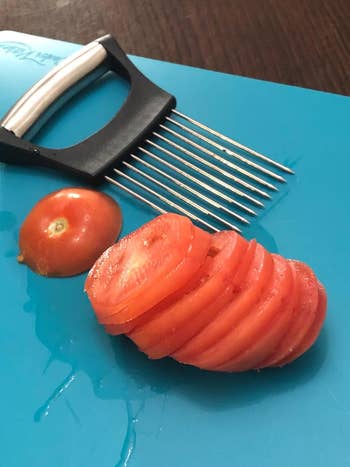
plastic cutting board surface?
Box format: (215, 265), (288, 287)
(0, 31), (349, 467)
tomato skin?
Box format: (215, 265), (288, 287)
(259, 260), (319, 368)
(18, 188), (122, 277)
(273, 281), (327, 367)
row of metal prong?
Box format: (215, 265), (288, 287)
(105, 110), (293, 233)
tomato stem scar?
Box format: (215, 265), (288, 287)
(48, 217), (69, 237)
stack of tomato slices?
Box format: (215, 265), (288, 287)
(85, 213), (327, 372)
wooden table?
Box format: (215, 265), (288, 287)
(1, 0), (349, 95)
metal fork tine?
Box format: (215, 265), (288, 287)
(123, 160), (241, 231)
(165, 116), (286, 183)
(130, 153), (249, 225)
(159, 123), (276, 194)
(105, 175), (167, 216)
(112, 168), (222, 233)
(151, 132), (265, 205)
(139, 145), (257, 216)
(172, 109), (294, 174)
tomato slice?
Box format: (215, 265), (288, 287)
(104, 252), (214, 335)
(104, 284), (190, 335)
(128, 231), (249, 358)
(173, 240), (270, 364)
(101, 223), (211, 325)
(274, 281), (327, 367)
(216, 256), (297, 372)
(85, 214), (211, 324)
(259, 260), (319, 367)
(86, 213), (193, 319)
(177, 252), (289, 371)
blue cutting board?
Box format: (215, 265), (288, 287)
(0, 31), (349, 467)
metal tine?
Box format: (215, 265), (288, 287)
(172, 109), (294, 174)
(139, 145), (257, 216)
(151, 132), (265, 206)
(159, 123), (278, 193)
(165, 116), (286, 183)
(130, 153), (249, 225)
(123, 160), (241, 232)
(158, 125), (272, 198)
(112, 168), (222, 233)
(105, 175), (167, 216)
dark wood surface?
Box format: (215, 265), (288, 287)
(1, 0), (349, 95)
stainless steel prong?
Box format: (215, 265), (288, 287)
(130, 153), (249, 225)
(151, 132), (265, 206)
(112, 168), (222, 233)
(159, 123), (276, 194)
(105, 175), (167, 216)
(123, 160), (241, 232)
(165, 116), (286, 183)
(172, 109), (294, 174)
(139, 145), (257, 216)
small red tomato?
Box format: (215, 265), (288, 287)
(18, 187), (122, 277)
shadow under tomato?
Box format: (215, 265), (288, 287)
(24, 262), (328, 412)
(109, 328), (328, 411)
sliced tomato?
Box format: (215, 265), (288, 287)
(101, 223), (211, 325)
(259, 260), (319, 367)
(85, 213), (211, 324)
(231, 238), (257, 287)
(128, 231), (249, 358)
(274, 281), (327, 367)
(216, 256), (297, 372)
(104, 253), (214, 335)
(104, 291), (182, 335)
(173, 240), (271, 364)
(178, 253), (290, 371)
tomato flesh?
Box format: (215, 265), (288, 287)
(189, 254), (290, 371)
(18, 187), (122, 277)
(103, 254), (213, 335)
(216, 255), (297, 372)
(173, 240), (267, 363)
(85, 214), (211, 325)
(129, 231), (249, 358)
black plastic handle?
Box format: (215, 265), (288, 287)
(0, 35), (176, 182)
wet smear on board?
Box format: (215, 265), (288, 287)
(34, 371), (76, 422)
(115, 399), (145, 467)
